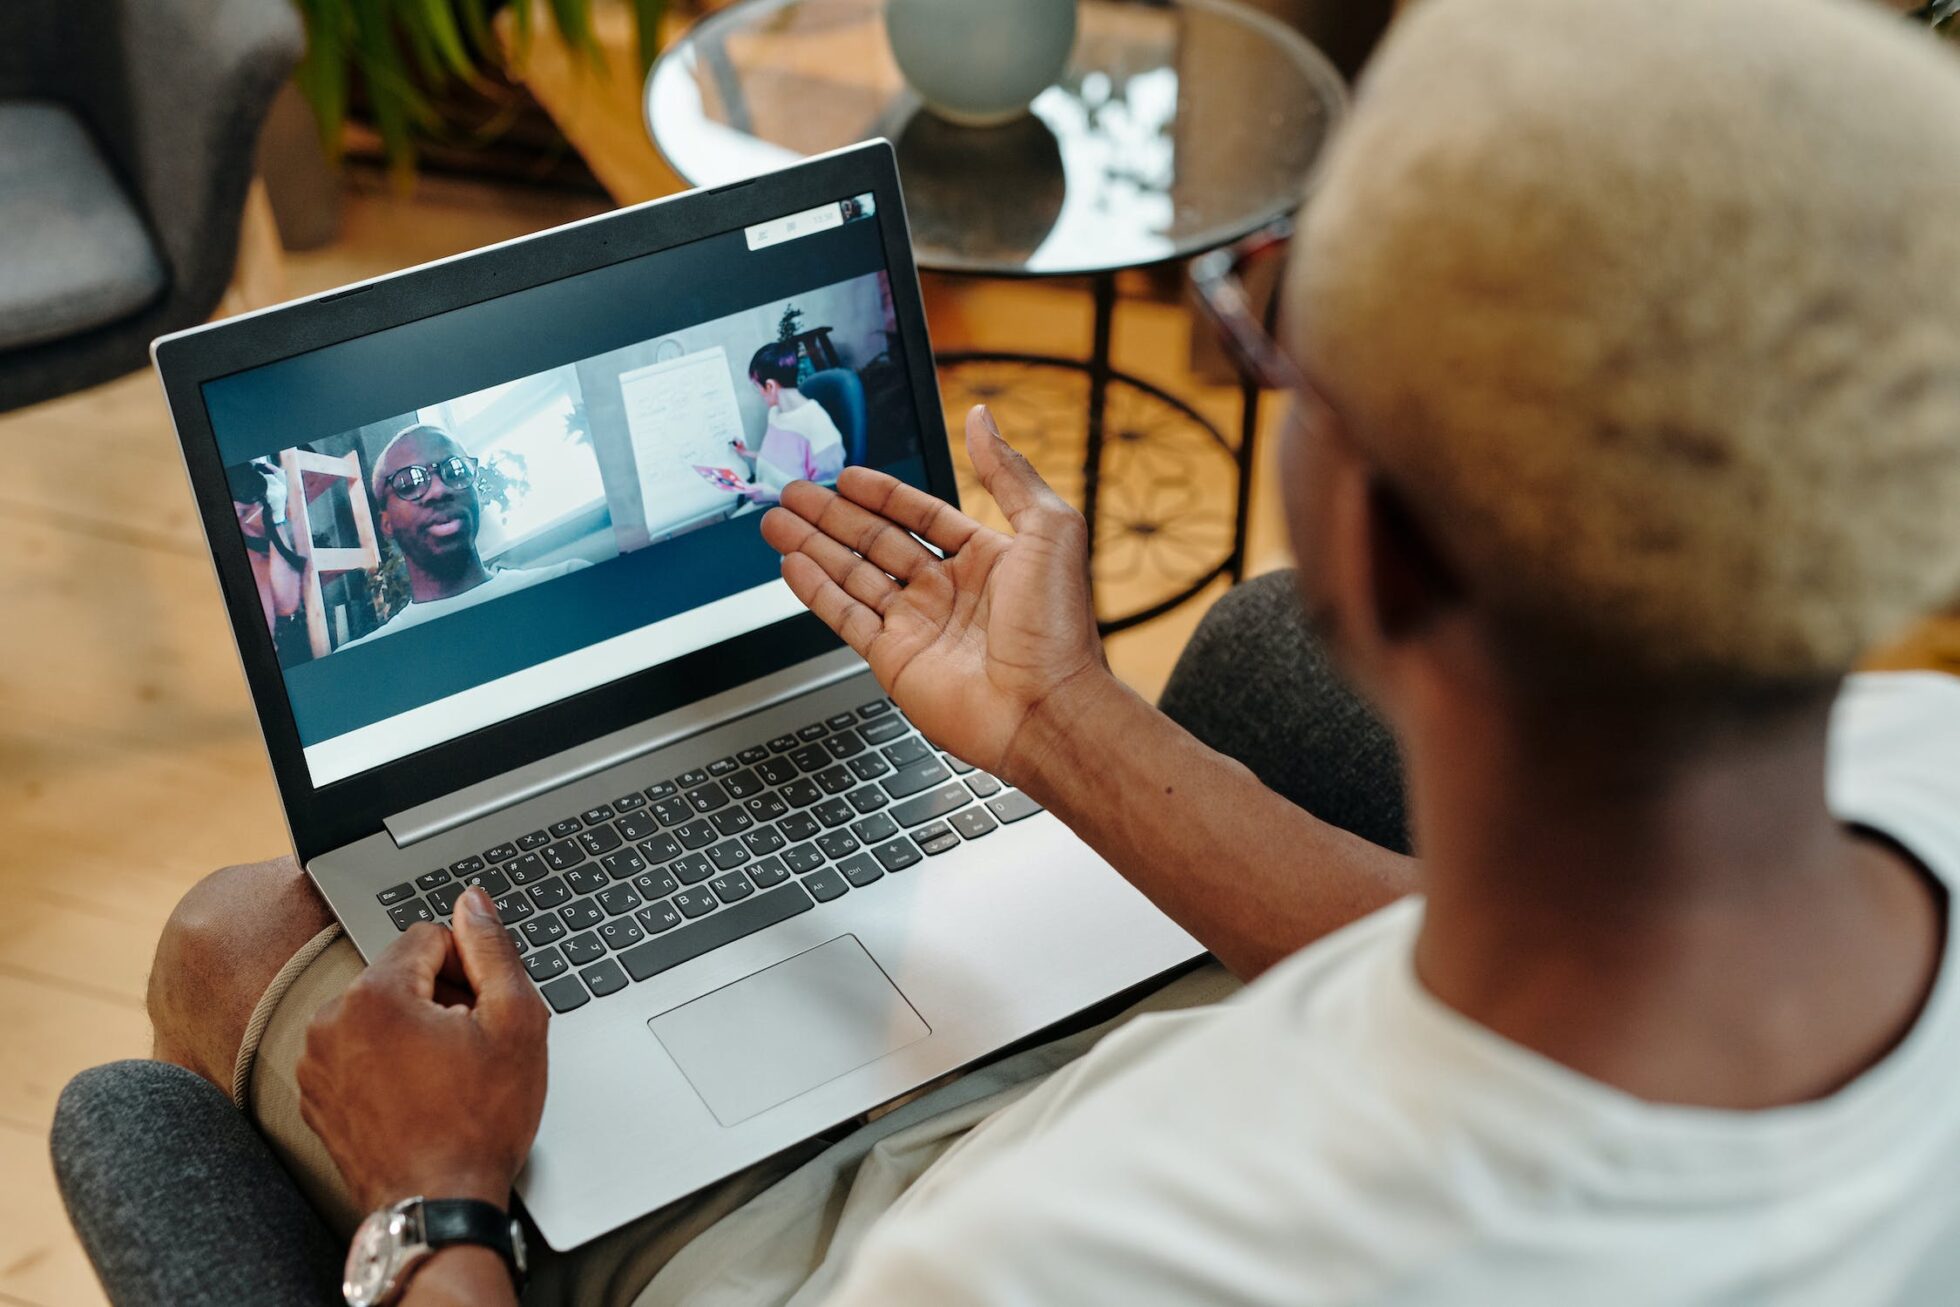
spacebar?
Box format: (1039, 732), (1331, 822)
(619, 883), (816, 983)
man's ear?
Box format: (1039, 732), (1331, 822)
(1362, 475), (1464, 643)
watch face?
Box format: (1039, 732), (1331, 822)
(343, 1208), (403, 1307)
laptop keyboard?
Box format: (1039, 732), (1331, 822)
(372, 700), (1044, 1015)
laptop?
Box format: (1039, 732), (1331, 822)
(153, 141), (1202, 1251)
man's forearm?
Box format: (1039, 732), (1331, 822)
(1010, 672), (1417, 979)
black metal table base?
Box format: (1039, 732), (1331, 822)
(936, 342), (1257, 635)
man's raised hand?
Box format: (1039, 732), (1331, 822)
(759, 405), (1111, 783)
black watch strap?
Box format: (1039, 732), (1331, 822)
(420, 1198), (525, 1291)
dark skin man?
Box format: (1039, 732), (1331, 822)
(373, 425), (491, 604)
(287, 399), (1938, 1304)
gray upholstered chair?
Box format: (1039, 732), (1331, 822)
(0, 0), (302, 413)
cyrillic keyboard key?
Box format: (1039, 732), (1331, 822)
(851, 812), (900, 845)
(618, 884), (816, 982)
(673, 820), (717, 850)
(389, 900), (435, 930)
(462, 868), (511, 897)
(710, 871), (755, 903)
(672, 853), (714, 885)
(600, 849), (646, 880)
(631, 868), (679, 900)
(598, 917), (644, 951)
(882, 757), (951, 799)
(635, 900), (683, 935)
(783, 842), (825, 874)
(493, 892), (533, 924)
(527, 879), (572, 911)
(837, 853), (884, 887)
(541, 839), (585, 872)
(524, 947), (567, 983)
(987, 791), (1045, 824)
(747, 856), (791, 889)
(889, 782), (973, 828)
(561, 931), (604, 965)
(597, 885), (642, 916)
(506, 853), (548, 884)
(563, 865), (609, 896)
(559, 900), (604, 932)
(815, 830), (861, 860)
(803, 867), (849, 902)
(541, 976), (589, 1013)
(779, 813), (820, 843)
(872, 838), (923, 873)
(883, 736), (930, 765)
(581, 958), (628, 997)
(520, 915), (567, 947)
(672, 887), (718, 919)
(951, 807), (998, 840)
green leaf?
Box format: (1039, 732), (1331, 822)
(419, 0), (477, 81)
(630, 0), (667, 76)
(547, 0), (600, 61)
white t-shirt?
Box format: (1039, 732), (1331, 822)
(336, 558), (588, 650)
(824, 672), (1960, 1305)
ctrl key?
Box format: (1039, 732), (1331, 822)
(541, 975), (590, 1014)
(388, 900), (435, 930)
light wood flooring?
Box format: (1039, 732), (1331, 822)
(0, 171), (1292, 1306)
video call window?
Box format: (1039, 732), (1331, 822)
(228, 269), (901, 669)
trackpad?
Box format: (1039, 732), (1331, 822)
(649, 936), (930, 1126)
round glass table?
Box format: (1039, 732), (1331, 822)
(647, 0), (1345, 629)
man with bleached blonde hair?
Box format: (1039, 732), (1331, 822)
(139, 0), (1960, 1301)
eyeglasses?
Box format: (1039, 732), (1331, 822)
(1189, 218), (1309, 396)
(381, 455), (479, 502)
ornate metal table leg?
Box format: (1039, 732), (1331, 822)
(1080, 272), (1118, 568)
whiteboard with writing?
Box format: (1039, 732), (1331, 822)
(617, 347), (749, 540)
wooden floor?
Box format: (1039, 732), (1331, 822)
(0, 172), (1292, 1306)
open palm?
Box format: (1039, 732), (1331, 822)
(759, 406), (1107, 779)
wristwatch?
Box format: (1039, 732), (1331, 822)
(343, 1196), (527, 1306)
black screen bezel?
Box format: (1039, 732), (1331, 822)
(157, 143), (952, 861)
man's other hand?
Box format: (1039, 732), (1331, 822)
(298, 887), (547, 1214)
(760, 404), (1111, 783)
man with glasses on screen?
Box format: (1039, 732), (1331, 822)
(339, 424), (588, 650)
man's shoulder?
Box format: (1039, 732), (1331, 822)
(1830, 672), (1960, 877)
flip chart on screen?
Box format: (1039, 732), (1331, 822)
(618, 347), (750, 539)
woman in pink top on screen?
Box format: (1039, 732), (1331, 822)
(730, 340), (846, 506)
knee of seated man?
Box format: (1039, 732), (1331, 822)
(148, 856), (333, 1087)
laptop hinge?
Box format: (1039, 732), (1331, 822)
(383, 648), (867, 848)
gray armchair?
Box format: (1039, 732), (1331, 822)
(0, 0), (302, 413)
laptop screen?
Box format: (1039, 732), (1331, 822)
(201, 192), (925, 787)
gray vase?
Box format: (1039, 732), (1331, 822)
(886, 0), (1079, 126)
